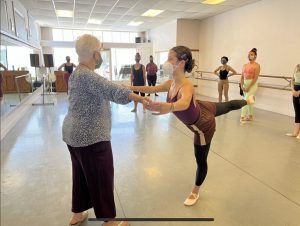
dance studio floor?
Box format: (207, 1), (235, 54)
(1, 93), (300, 226)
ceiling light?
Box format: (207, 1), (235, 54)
(88, 19), (102, 24)
(142, 9), (164, 17)
(128, 21), (144, 26)
(56, 10), (74, 18)
(202, 0), (226, 5)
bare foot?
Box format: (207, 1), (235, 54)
(131, 109), (137, 112)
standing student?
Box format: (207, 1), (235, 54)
(131, 53), (146, 112)
(214, 56), (237, 102)
(286, 64), (300, 139)
(146, 55), (158, 96)
(240, 48), (260, 122)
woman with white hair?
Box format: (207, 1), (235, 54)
(62, 34), (149, 226)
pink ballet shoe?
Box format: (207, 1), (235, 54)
(69, 211), (88, 226)
(184, 192), (199, 206)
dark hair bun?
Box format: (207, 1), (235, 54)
(251, 48), (257, 54)
(171, 46), (194, 73)
(186, 59), (195, 73)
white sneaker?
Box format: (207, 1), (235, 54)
(184, 193), (199, 206)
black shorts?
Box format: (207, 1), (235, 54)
(133, 91), (145, 97)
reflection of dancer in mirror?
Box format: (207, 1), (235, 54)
(240, 48), (260, 122)
(129, 46), (255, 206)
(286, 64), (300, 139)
(0, 63), (8, 101)
(214, 56), (237, 102)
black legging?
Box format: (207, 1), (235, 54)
(293, 85), (300, 123)
(194, 99), (247, 186)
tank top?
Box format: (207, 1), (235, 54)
(166, 88), (200, 125)
(243, 63), (255, 79)
(219, 69), (229, 80)
(132, 64), (144, 86)
(294, 71), (300, 84)
(64, 64), (74, 74)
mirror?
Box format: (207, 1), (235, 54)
(0, 39), (41, 117)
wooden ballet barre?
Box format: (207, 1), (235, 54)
(192, 71), (292, 91)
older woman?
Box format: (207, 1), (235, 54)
(62, 34), (149, 226)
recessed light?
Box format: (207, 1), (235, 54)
(56, 10), (74, 18)
(202, 0), (226, 5)
(128, 21), (144, 26)
(88, 19), (102, 24)
(142, 9), (164, 17)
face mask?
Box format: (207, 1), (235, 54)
(95, 55), (103, 69)
(162, 61), (174, 79)
(221, 59), (227, 65)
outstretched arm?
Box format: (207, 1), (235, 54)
(147, 83), (194, 115)
(129, 79), (172, 94)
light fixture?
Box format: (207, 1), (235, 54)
(88, 18), (102, 24)
(142, 9), (164, 17)
(56, 10), (74, 17)
(128, 21), (144, 26)
(202, 0), (226, 5)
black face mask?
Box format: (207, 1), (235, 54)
(95, 55), (103, 69)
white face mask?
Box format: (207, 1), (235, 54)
(162, 61), (179, 79)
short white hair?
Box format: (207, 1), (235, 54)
(75, 34), (101, 62)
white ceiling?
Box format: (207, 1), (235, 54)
(19, 0), (261, 31)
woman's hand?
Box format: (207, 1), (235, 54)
(242, 86), (249, 93)
(149, 102), (172, 115)
(292, 90), (300, 97)
(142, 97), (152, 109)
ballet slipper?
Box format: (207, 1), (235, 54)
(131, 109), (137, 112)
(285, 133), (297, 137)
(296, 135), (300, 140)
(69, 211), (88, 226)
(240, 117), (247, 123)
(184, 192), (199, 206)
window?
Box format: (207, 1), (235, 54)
(53, 48), (78, 69)
(52, 29), (139, 43)
(63, 29), (74, 41)
(92, 31), (103, 42)
(120, 32), (130, 43)
(111, 48), (136, 81)
(112, 32), (121, 43)
(52, 29), (63, 41)
(73, 30), (85, 40)
(129, 32), (138, 43)
(103, 31), (112, 42)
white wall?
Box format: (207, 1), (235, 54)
(176, 19), (201, 50)
(149, 19), (177, 54)
(197, 0), (300, 116)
